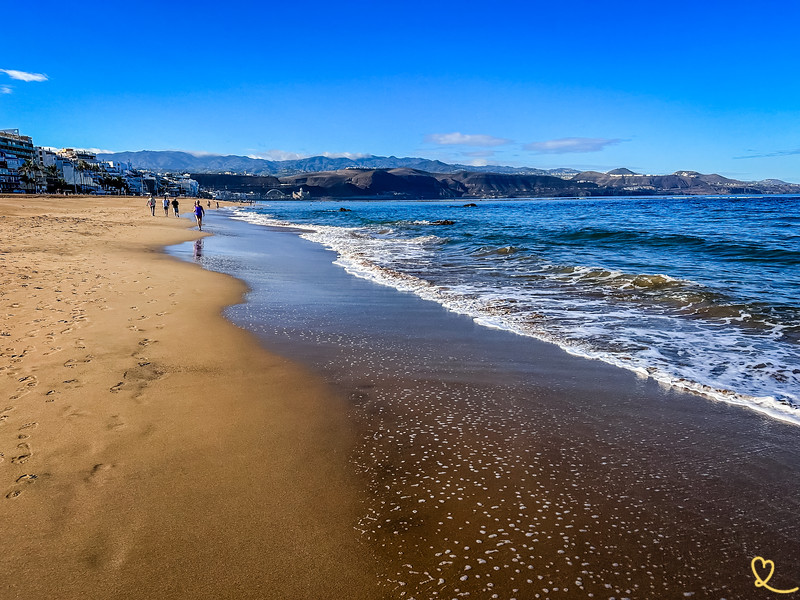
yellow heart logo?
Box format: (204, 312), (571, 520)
(752, 556), (799, 594)
(753, 557), (776, 588)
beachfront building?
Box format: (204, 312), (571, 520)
(0, 129), (35, 163)
(2, 131), (198, 196)
(55, 148), (103, 193)
(35, 146), (58, 167)
(0, 129), (38, 193)
(135, 171), (197, 197)
(0, 150), (22, 193)
(171, 174), (199, 197)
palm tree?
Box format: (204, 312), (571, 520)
(44, 164), (60, 193)
(76, 160), (90, 192)
(19, 160), (42, 193)
(110, 176), (128, 195)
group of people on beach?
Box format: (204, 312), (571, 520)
(146, 195), (207, 230)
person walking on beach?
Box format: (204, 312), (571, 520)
(163, 196), (170, 216)
(171, 197), (180, 216)
(193, 200), (205, 231)
(146, 195), (156, 216)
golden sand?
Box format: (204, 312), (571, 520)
(0, 196), (382, 599)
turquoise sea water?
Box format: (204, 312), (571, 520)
(230, 195), (800, 423)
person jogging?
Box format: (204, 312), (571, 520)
(193, 200), (205, 231)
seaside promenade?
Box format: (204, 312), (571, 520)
(0, 195), (383, 599)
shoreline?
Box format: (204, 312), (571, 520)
(229, 203), (800, 427)
(0, 196), (383, 599)
(179, 210), (800, 599)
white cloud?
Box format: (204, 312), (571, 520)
(463, 150), (495, 158)
(524, 137), (622, 154)
(426, 132), (511, 147)
(84, 148), (117, 155)
(247, 150), (370, 161)
(0, 69), (48, 82)
(248, 150), (308, 161)
(734, 148), (800, 159)
(321, 151), (370, 159)
(183, 150), (223, 157)
(0, 86), (11, 94)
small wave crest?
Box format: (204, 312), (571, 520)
(228, 206), (800, 426)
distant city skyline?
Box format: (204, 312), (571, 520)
(3, 0), (800, 182)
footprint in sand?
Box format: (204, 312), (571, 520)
(107, 415), (126, 431)
(63, 355), (92, 368)
(5, 489), (22, 499)
(11, 442), (32, 464)
(9, 375), (38, 401)
(86, 463), (114, 484)
(110, 381), (124, 393)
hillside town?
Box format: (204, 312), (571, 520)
(0, 128), (198, 196)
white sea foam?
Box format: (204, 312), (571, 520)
(230, 208), (800, 426)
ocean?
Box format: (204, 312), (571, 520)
(230, 195), (800, 425)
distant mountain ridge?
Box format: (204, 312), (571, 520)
(96, 150), (579, 177)
(191, 167), (800, 199)
(97, 150), (800, 197)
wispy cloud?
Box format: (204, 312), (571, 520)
(734, 148), (800, 160)
(0, 86), (12, 94)
(183, 150), (222, 157)
(248, 150), (370, 161)
(0, 69), (48, 82)
(321, 151), (370, 159)
(248, 150), (307, 161)
(84, 148), (117, 155)
(524, 137), (623, 154)
(426, 132), (511, 147)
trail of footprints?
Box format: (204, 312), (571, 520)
(1, 219), (168, 502)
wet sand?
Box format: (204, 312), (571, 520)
(181, 213), (800, 600)
(0, 196), (384, 599)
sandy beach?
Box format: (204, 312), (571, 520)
(0, 196), (383, 599)
(3, 194), (800, 600)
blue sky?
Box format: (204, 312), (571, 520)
(3, 0), (800, 181)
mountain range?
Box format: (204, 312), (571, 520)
(190, 167), (800, 199)
(96, 150), (579, 177)
(98, 150), (800, 198)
